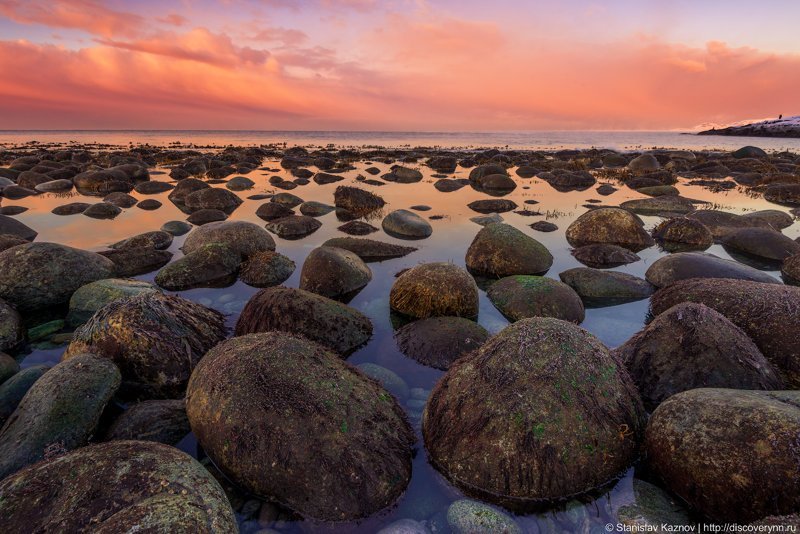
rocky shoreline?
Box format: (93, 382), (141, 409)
(0, 142), (799, 532)
(698, 116), (800, 138)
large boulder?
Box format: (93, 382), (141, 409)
(0, 214), (37, 241)
(266, 215), (322, 240)
(155, 243), (241, 291)
(334, 185), (385, 216)
(651, 218), (713, 251)
(0, 298), (24, 353)
(782, 253), (800, 285)
(235, 286), (372, 355)
(721, 227), (800, 263)
(487, 275), (585, 323)
(645, 389), (800, 522)
(0, 440), (236, 532)
(322, 237), (417, 262)
(0, 354), (121, 479)
(239, 251), (295, 288)
(0, 366), (49, 426)
(423, 318), (646, 506)
(566, 208), (654, 251)
(104, 399), (190, 446)
(390, 263), (479, 319)
(67, 278), (158, 327)
(0, 243), (116, 313)
(98, 247), (173, 277)
(686, 209), (771, 240)
(64, 293), (227, 399)
(572, 244), (640, 268)
(183, 187), (243, 213)
(182, 220), (275, 258)
(395, 317), (489, 370)
(382, 209), (433, 239)
(764, 183), (800, 206)
(559, 268), (654, 306)
(465, 223), (553, 277)
(628, 154), (661, 173)
(186, 332), (415, 521)
(615, 303), (783, 409)
(645, 252), (780, 288)
(651, 279), (800, 387)
(299, 246), (372, 300)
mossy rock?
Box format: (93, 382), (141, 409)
(616, 479), (691, 530)
(559, 268), (653, 307)
(645, 252), (779, 288)
(616, 303), (783, 410)
(300, 246), (372, 301)
(0, 354), (121, 479)
(186, 332), (415, 521)
(645, 389), (800, 522)
(67, 278), (159, 327)
(566, 208), (654, 252)
(0, 440), (236, 532)
(0, 298), (24, 353)
(155, 243), (241, 291)
(266, 215), (323, 240)
(183, 187), (243, 213)
(239, 250), (295, 288)
(323, 237), (417, 262)
(104, 399), (190, 445)
(0, 365), (49, 426)
(423, 318), (646, 506)
(487, 275), (585, 323)
(652, 218), (713, 251)
(333, 185), (386, 216)
(394, 316), (489, 370)
(782, 253), (800, 285)
(572, 244), (640, 268)
(465, 223), (553, 278)
(182, 220), (275, 259)
(390, 263), (479, 319)
(235, 286), (372, 355)
(98, 247), (173, 277)
(0, 352), (18, 385)
(110, 230), (173, 250)
(650, 279), (800, 387)
(0, 243), (116, 313)
(447, 499), (521, 534)
(64, 292), (227, 399)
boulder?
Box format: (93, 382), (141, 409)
(161, 220), (193, 236)
(616, 479), (692, 531)
(390, 263), (479, 319)
(255, 202), (294, 221)
(0, 366), (49, 426)
(239, 251), (295, 288)
(467, 199), (517, 214)
(782, 253), (800, 285)
(0, 234), (27, 253)
(299, 200), (335, 216)
(616, 303), (783, 409)
(447, 499), (521, 534)
(0, 243), (115, 313)
(186, 332), (414, 521)
(337, 220), (379, 235)
(82, 202), (122, 219)
(620, 196), (695, 216)
(566, 208), (654, 251)
(423, 318), (646, 506)
(183, 187), (243, 213)
(186, 208), (228, 225)
(645, 389), (800, 522)
(104, 400), (190, 445)
(98, 247), (173, 277)
(644, 252), (780, 288)
(103, 192), (138, 208)
(67, 278), (158, 327)
(235, 286), (372, 355)
(652, 218), (713, 251)
(266, 215), (322, 239)
(382, 209), (433, 240)
(182, 220), (275, 258)
(0, 353), (17, 385)
(628, 154), (661, 173)
(0, 214), (37, 241)
(322, 237), (417, 262)
(686, 209), (771, 240)
(572, 244), (640, 268)
(487, 275), (585, 323)
(155, 243), (241, 291)
(52, 202), (91, 216)
(722, 227), (800, 262)
(167, 177), (209, 204)
(334, 185), (385, 216)
(110, 230), (173, 251)
(559, 268), (653, 306)
(742, 209), (794, 230)
(764, 183), (800, 206)
(465, 223), (553, 277)
(394, 317), (489, 370)
(300, 246), (372, 300)
(64, 292), (227, 399)
(732, 145), (767, 158)
(0, 299), (24, 353)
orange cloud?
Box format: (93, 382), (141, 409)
(0, 0), (143, 38)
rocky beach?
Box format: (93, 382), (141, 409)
(0, 140), (799, 533)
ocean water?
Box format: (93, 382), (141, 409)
(3, 129), (800, 152)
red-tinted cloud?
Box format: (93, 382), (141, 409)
(0, 0), (144, 38)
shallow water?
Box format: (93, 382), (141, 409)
(3, 151), (797, 533)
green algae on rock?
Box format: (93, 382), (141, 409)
(0, 440), (237, 533)
(182, 220), (275, 258)
(465, 223), (553, 278)
(235, 286), (373, 355)
(64, 292), (227, 399)
(447, 499), (521, 534)
(423, 318), (646, 507)
(155, 243), (242, 291)
(390, 262), (479, 319)
(186, 332), (415, 522)
(67, 278), (159, 327)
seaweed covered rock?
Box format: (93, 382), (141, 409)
(239, 250), (295, 288)
(615, 303), (783, 409)
(0, 365), (49, 425)
(110, 230), (173, 251)
(447, 499), (521, 534)
(322, 237), (417, 262)
(266, 215), (322, 239)
(67, 278), (158, 327)
(182, 220), (275, 258)
(0, 243), (116, 313)
(559, 268), (653, 306)
(0, 354), (121, 479)
(465, 223), (553, 278)
(619, 196), (695, 216)
(155, 243), (241, 291)
(650, 279), (800, 387)
(423, 318), (646, 506)
(300, 246), (372, 300)
(566, 208), (654, 251)
(183, 187), (243, 213)
(256, 202), (294, 221)
(0, 298), (24, 353)
(645, 389), (800, 522)
(645, 252), (779, 288)
(0, 440), (236, 533)
(186, 332), (415, 521)
(334, 185), (386, 216)
(382, 209), (433, 239)
(104, 399), (190, 445)
(390, 263), (479, 319)
(782, 253), (800, 285)
(764, 183), (800, 206)
(235, 286), (372, 355)
(169, 179), (211, 205)
(64, 292), (227, 399)
(394, 317), (489, 370)
(651, 218), (713, 251)
(487, 275), (585, 323)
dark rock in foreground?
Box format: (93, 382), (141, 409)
(104, 399), (190, 446)
(0, 214), (37, 241)
(98, 247), (173, 277)
(394, 317), (488, 370)
(300, 246), (372, 301)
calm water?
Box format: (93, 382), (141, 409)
(3, 143), (797, 532)
(4, 129), (800, 152)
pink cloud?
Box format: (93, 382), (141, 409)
(0, 0), (143, 38)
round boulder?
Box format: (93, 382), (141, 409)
(394, 316), (488, 370)
(104, 399), (190, 445)
(239, 251), (295, 288)
(782, 253), (800, 285)
(559, 268), (653, 306)
(423, 318), (646, 506)
(186, 332), (415, 521)
(465, 223), (553, 278)
(182, 220), (275, 259)
(184, 187), (243, 213)
(382, 209), (433, 240)
(155, 243), (241, 291)
(390, 263), (479, 319)
(67, 278), (158, 327)
(266, 215), (322, 240)
(0, 299), (24, 353)
(652, 218), (713, 251)
(572, 244), (640, 268)
(566, 208), (654, 251)
(300, 246), (372, 300)
(722, 227), (800, 263)
(487, 275), (585, 323)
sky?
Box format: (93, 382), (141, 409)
(0, 0), (798, 131)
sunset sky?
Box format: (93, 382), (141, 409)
(0, 0), (798, 131)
